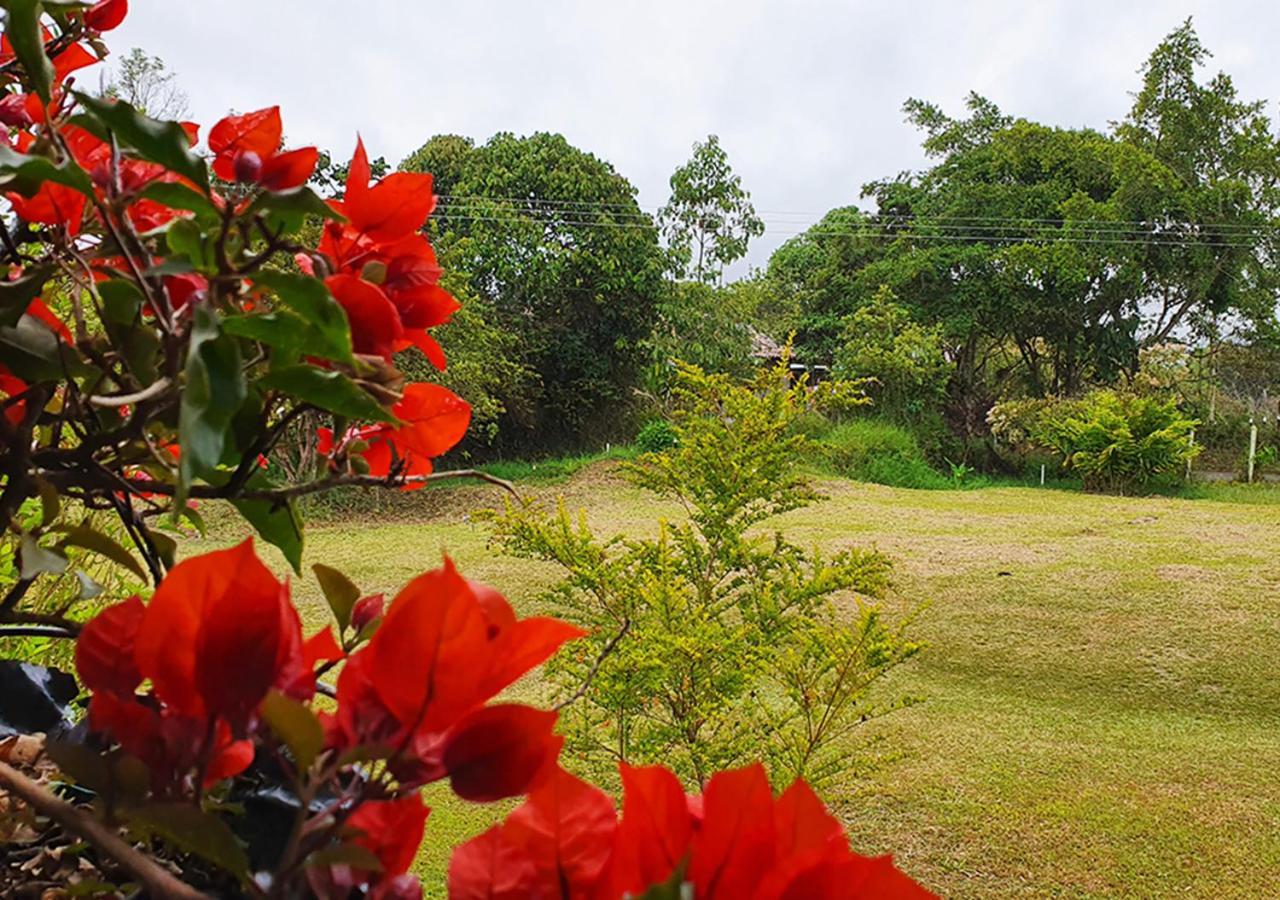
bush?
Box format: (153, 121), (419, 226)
(833, 286), (950, 422)
(487, 362), (919, 788)
(1031, 391), (1199, 493)
(634, 418), (678, 453)
(817, 420), (955, 489)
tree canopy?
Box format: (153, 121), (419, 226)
(401, 131), (666, 449)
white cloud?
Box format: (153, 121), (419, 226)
(108, 0), (1280, 269)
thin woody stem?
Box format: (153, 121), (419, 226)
(0, 760), (210, 900)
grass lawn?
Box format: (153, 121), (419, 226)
(214, 466), (1280, 898)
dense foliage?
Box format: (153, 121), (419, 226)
(764, 21), (1278, 463)
(990, 391), (1200, 493)
(401, 131), (666, 451)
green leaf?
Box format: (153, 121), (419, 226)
(97, 279), (144, 324)
(73, 92), (209, 189)
(3, 0), (54, 102)
(0, 145), (94, 198)
(0, 314), (86, 382)
(140, 181), (219, 225)
(178, 305), (246, 494)
(97, 279), (160, 385)
(165, 217), (209, 270)
(44, 741), (112, 794)
(306, 842), (384, 871)
(245, 186), (344, 234)
(222, 311), (350, 364)
(632, 866), (689, 900)
(259, 690), (324, 771)
(125, 802), (250, 880)
(74, 569), (102, 599)
(54, 524), (147, 580)
(260, 365), (395, 423)
(251, 272), (353, 364)
(143, 257), (196, 277)
(0, 266), (53, 328)
(200, 468), (304, 573)
(313, 563), (360, 630)
(144, 528), (177, 570)
(35, 477), (60, 527)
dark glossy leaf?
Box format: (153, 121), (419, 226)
(259, 690), (324, 771)
(97, 279), (143, 324)
(126, 802), (250, 879)
(178, 305), (246, 493)
(312, 564), (360, 631)
(251, 272), (353, 364)
(53, 524), (147, 580)
(97, 279), (161, 384)
(3, 0), (54, 102)
(245, 186), (343, 234)
(0, 314), (89, 382)
(0, 145), (95, 198)
(0, 266), (53, 328)
(73, 92), (209, 189)
(0, 661), (77, 738)
(140, 181), (219, 225)
(44, 741), (113, 793)
(260, 365), (394, 423)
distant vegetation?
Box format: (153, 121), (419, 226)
(371, 20), (1279, 498)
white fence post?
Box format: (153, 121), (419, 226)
(1186, 427), (1195, 481)
(1247, 419), (1258, 484)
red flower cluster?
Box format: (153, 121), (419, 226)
(208, 106), (318, 190)
(322, 558), (584, 795)
(317, 382), (472, 485)
(310, 139), (459, 365)
(74, 541), (336, 791)
(450, 763), (935, 900)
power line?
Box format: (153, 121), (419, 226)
(434, 193), (1280, 235)
(430, 211), (1272, 249)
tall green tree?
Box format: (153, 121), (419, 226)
(766, 206), (886, 360)
(659, 134), (764, 283)
(401, 132), (666, 450)
(1115, 18), (1280, 345)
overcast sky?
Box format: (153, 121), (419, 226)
(109, 1), (1279, 271)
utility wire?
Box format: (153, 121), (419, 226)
(435, 193), (1280, 234)
(435, 207), (1273, 241)
(430, 211), (1271, 249)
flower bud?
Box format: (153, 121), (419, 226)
(233, 150), (263, 184)
(0, 94), (33, 128)
(351, 593), (385, 633)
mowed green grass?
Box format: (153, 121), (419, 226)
(213, 467), (1280, 898)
